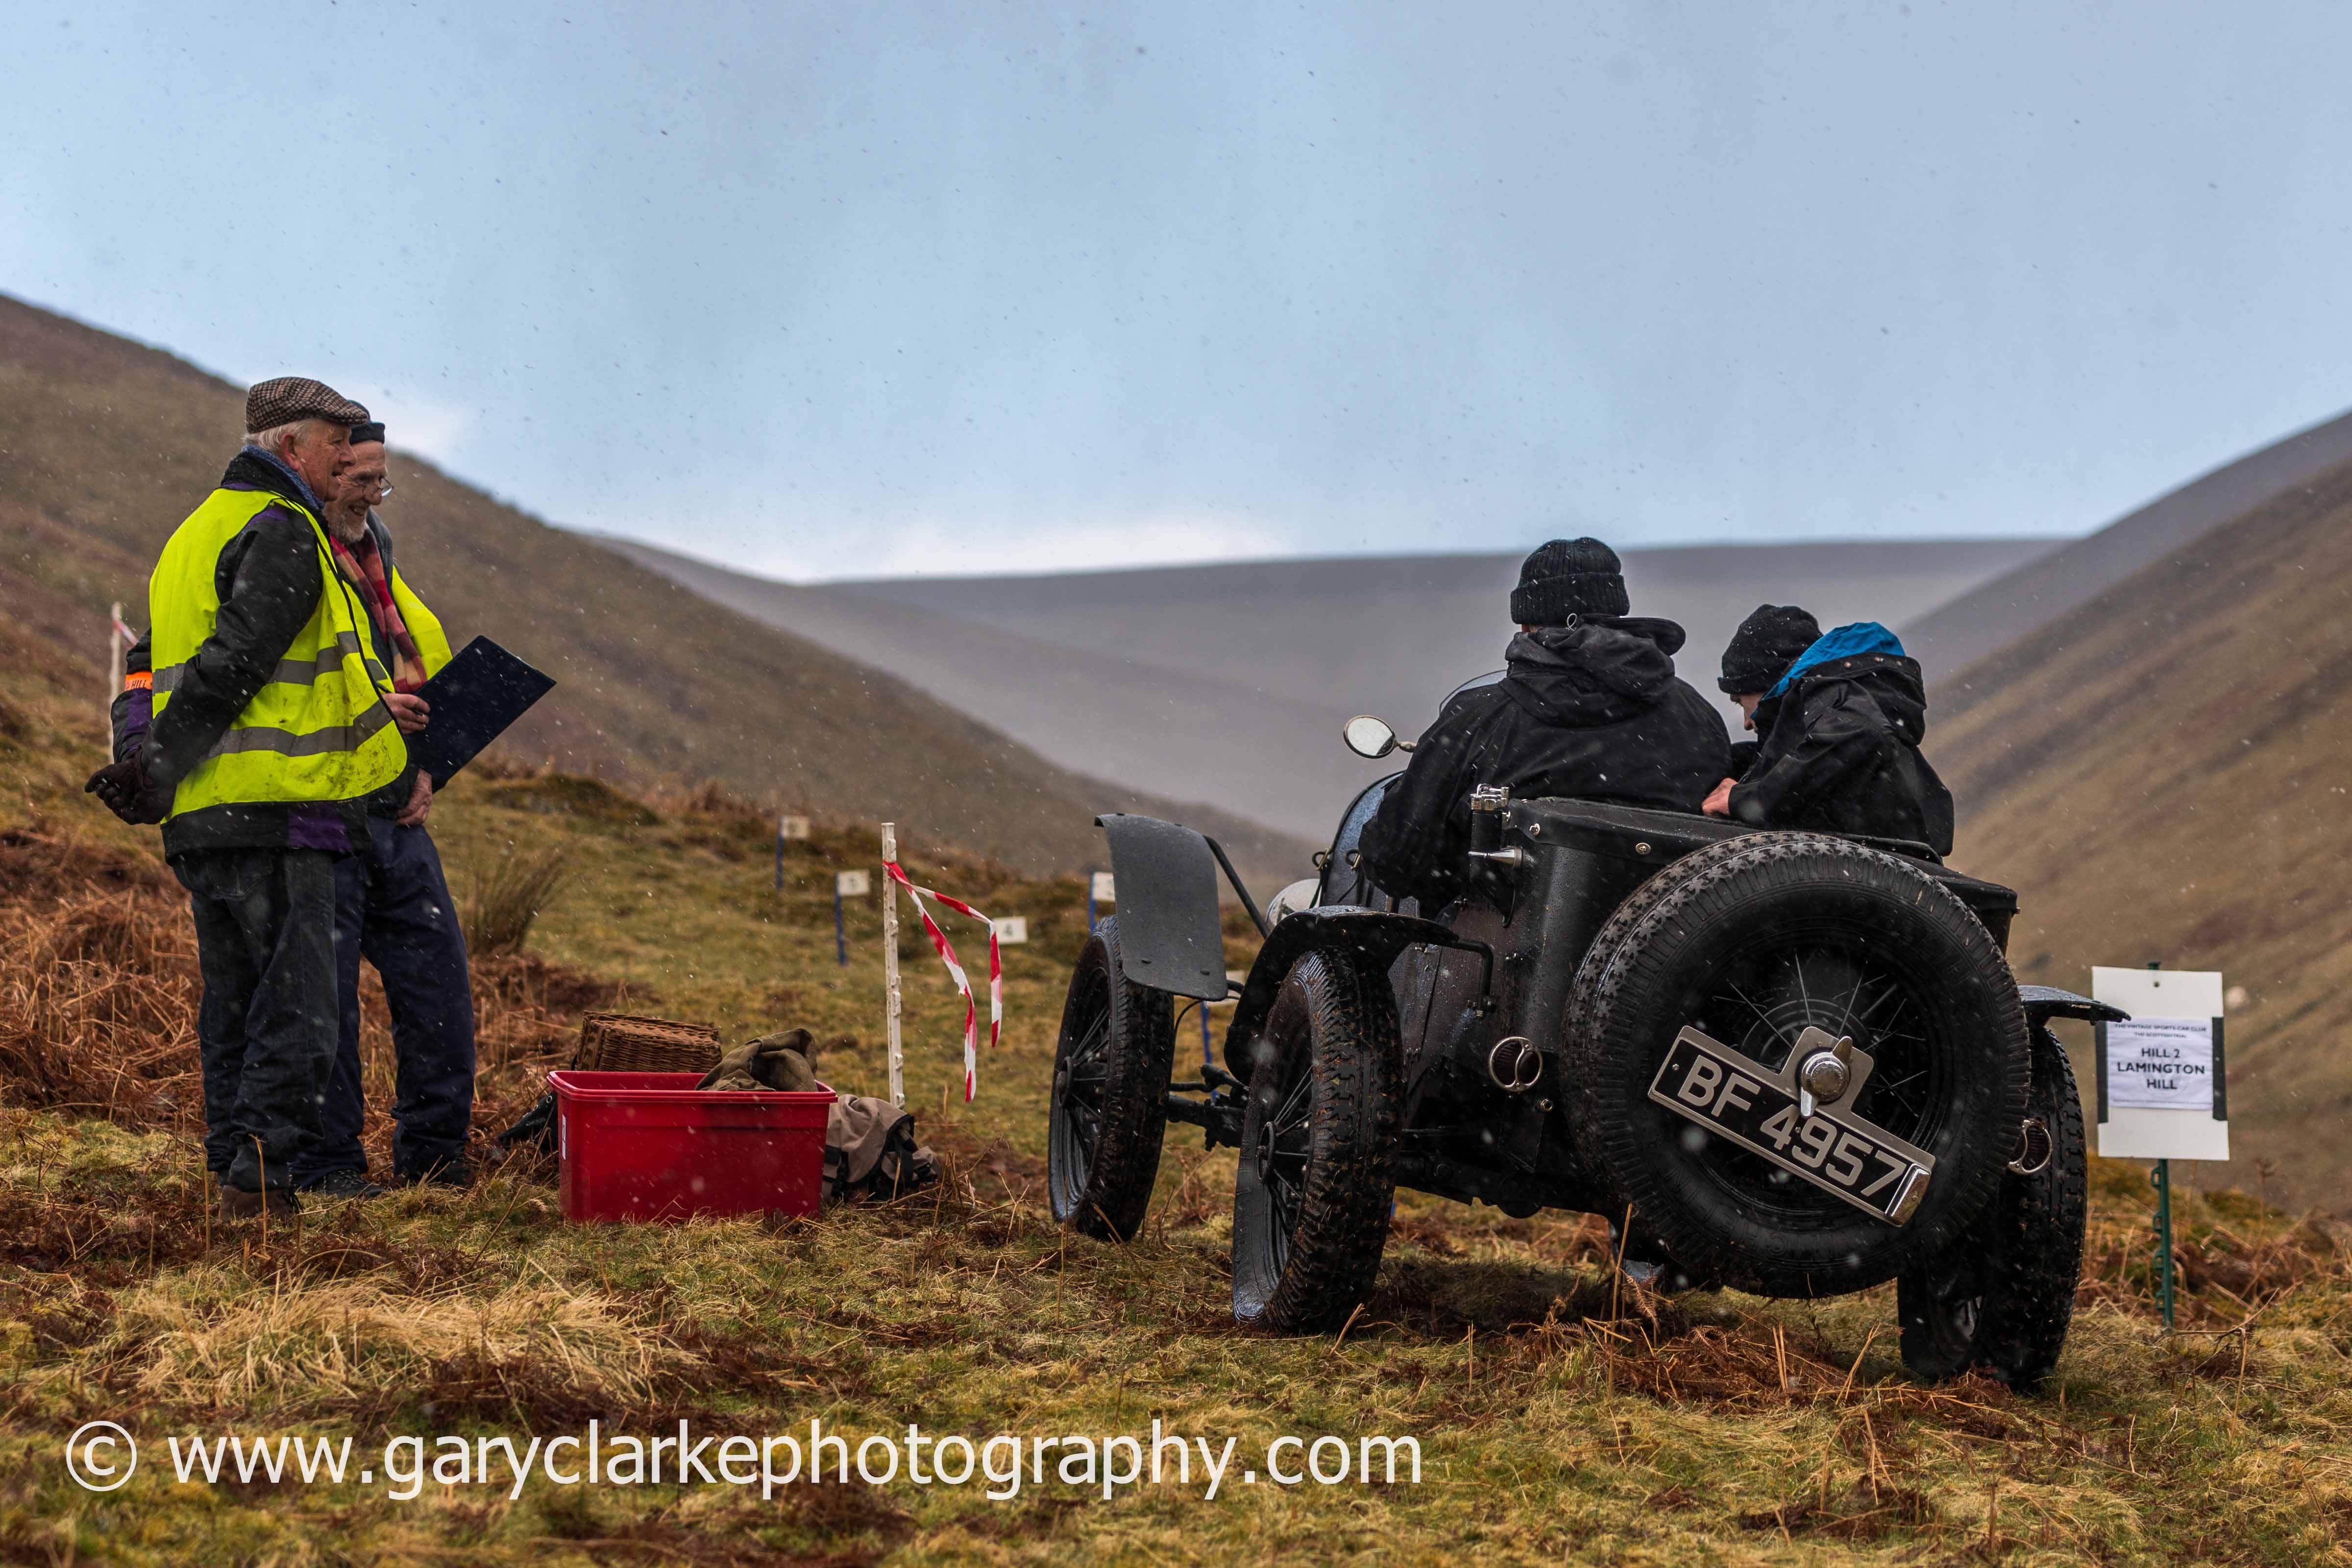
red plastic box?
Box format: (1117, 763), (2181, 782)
(549, 1070), (834, 1223)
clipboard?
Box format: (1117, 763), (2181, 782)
(403, 637), (556, 784)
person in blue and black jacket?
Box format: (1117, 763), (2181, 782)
(1702, 606), (1955, 857)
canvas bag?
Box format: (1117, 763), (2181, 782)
(825, 1093), (939, 1202)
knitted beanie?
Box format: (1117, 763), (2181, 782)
(1510, 537), (1629, 624)
(1719, 603), (1822, 694)
(348, 421), (386, 445)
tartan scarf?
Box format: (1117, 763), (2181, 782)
(328, 520), (429, 693)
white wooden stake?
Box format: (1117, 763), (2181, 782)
(106, 601), (126, 738)
(881, 821), (905, 1107)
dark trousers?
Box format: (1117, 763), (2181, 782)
(175, 848), (343, 1189)
(290, 817), (478, 1185)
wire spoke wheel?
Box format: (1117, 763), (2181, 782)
(1676, 929), (1951, 1227)
(1899, 1022), (2088, 1388)
(1231, 948), (1399, 1334)
(1047, 918), (1175, 1242)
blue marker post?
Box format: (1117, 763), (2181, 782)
(1201, 996), (1214, 1069)
(1085, 866), (1098, 932)
(834, 878), (848, 968)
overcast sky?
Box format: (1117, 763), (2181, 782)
(4, 1), (2348, 579)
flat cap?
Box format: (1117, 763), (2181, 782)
(245, 376), (368, 433)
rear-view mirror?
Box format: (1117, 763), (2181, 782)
(1344, 714), (1399, 759)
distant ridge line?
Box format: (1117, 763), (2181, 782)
(1910, 404), (2352, 700)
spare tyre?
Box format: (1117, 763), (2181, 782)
(1563, 833), (2028, 1298)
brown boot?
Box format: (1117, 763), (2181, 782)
(218, 1184), (298, 1222)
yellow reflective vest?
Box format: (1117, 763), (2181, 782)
(390, 559), (454, 679)
(148, 489), (408, 820)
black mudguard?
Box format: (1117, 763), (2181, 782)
(2018, 984), (2129, 1028)
(1221, 907), (1463, 1080)
(1094, 814), (1231, 1001)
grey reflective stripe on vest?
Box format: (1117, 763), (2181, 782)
(152, 631), (384, 696)
(199, 699), (396, 760)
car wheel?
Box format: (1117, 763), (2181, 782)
(1898, 1021), (2087, 1389)
(1231, 948), (1400, 1332)
(1564, 833), (2028, 1298)
(1048, 917), (1176, 1241)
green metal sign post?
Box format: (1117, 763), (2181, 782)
(2146, 960), (2177, 1331)
(2152, 1157), (2177, 1330)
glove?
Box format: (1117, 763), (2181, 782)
(84, 759), (170, 825)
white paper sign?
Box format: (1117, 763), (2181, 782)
(835, 870), (870, 897)
(778, 815), (811, 841)
(2103, 1017), (2216, 1111)
(2091, 967), (2229, 1162)
(1090, 872), (1116, 902)
(990, 916), (1029, 944)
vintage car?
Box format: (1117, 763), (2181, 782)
(1045, 698), (2121, 1389)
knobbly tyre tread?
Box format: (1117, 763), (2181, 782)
(1048, 918), (1176, 1242)
(1562, 833), (2028, 1298)
(1898, 1023), (2087, 1389)
(1231, 950), (1401, 1333)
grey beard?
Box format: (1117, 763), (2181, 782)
(326, 510), (368, 544)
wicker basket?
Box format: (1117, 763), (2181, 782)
(571, 1013), (723, 1075)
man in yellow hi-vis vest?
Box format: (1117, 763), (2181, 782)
(88, 377), (424, 1221)
(293, 422), (480, 1195)
(106, 418), (477, 1200)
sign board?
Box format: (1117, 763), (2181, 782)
(2092, 967), (2228, 1162)
(990, 916), (1029, 945)
(778, 815), (811, 841)
(1090, 872), (1116, 902)
(835, 870), (870, 897)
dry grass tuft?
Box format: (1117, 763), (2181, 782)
(83, 1269), (704, 1414)
(0, 888), (202, 1124)
(462, 843), (573, 956)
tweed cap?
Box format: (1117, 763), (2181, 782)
(245, 377), (368, 433)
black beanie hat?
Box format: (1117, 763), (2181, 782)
(348, 421), (385, 444)
(1510, 537), (1629, 625)
(1719, 604), (1822, 694)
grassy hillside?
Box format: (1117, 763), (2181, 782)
(0, 294), (1309, 886)
(6, 613), (2352, 1565)
(1906, 404), (2352, 681)
(1938, 453), (2352, 1209)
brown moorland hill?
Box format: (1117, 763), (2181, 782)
(0, 294), (1309, 883)
(1937, 454), (2352, 1207)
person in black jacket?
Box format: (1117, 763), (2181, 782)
(1702, 609), (1955, 855)
(1359, 539), (1728, 908)
(108, 426), (475, 1200)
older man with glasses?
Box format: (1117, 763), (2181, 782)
(109, 418), (479, 1198)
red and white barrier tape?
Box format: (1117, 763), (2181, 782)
(111, 617), (137, 642)
(882, 861), (1001, 1101)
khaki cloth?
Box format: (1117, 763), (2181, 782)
(695, 1030), (819, 1092)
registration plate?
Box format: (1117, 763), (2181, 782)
(1645, 1026), (1934, 1225)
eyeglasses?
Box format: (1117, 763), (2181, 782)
(355, 479), (395, 501)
